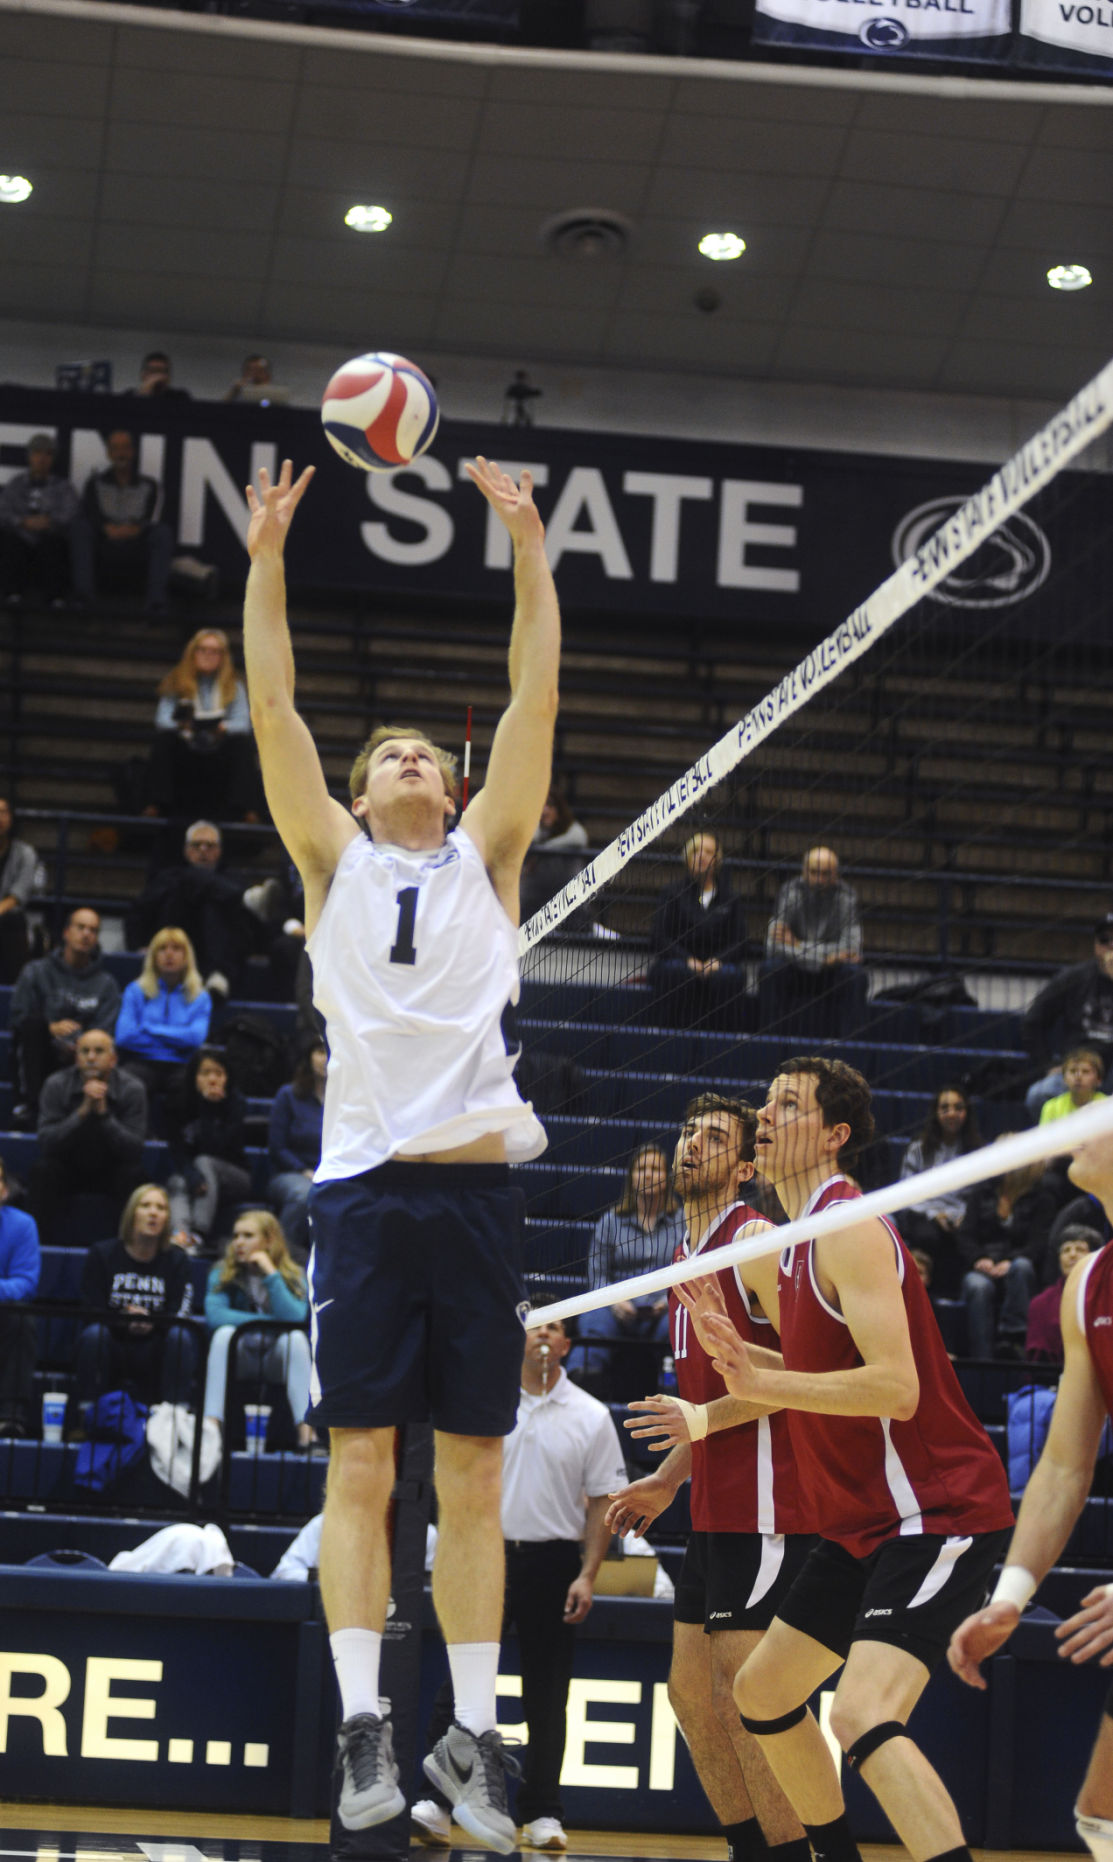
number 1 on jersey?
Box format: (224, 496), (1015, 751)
(390, 886), (419, 966)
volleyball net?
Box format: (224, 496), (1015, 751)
(512, 357), (1113, 1310)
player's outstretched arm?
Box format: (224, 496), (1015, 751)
(949, 1254), (1107, 1688)
(243, 460), (358, 909)
(460, 458), (560, 900)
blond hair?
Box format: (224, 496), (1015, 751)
(138, 926), (204, 1002)
(158, 628), (239, 711)
(119, 1182), (172, 1250)
(217, 1208), (305, 1295)
(348, 724), (458, 805)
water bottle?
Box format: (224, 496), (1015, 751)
(658, 1353), (677, 1396)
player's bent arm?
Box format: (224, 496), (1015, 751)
(736, 1220), (919, 1420)
(706, 1391), (781, 1428)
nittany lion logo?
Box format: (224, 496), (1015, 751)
(892, 496), (1052, 610)
(860, 17), (909, 45)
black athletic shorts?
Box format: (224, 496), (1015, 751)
(306, 1160), (526, 1435)
(775, 1527), (1013, 1673)
(674, 1530), (817, 1633)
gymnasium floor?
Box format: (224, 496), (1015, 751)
(0, 1806), (1077, 1862)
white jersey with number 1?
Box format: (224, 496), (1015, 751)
(308, 825), (547, 1180)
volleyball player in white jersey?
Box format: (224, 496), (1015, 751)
(242, 456), (559, 1853)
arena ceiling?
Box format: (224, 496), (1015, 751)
(1, 0), (1112, 403)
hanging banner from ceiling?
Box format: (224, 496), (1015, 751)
(751, 0), (1011, 60)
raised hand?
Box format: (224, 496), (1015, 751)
(464, 456), (544, 550)
(947, 1602), (1021, 1689)
(675, 1271), (730, 1355)
(245, 458), (315, 560)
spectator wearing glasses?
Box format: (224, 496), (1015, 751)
(1024, 915), (1113, 1119)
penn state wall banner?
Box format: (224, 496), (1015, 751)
(751, 0), (1011, 59)
(1015, 0), (1113, 67)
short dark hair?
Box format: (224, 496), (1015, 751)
(681, 1091), (758, 1164)
(142, 349), (170, 368)
(778, 1056), (875, 1164)
(65, 904), (100, 930)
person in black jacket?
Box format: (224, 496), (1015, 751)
(957, 1152), (1060, 1359)
(1023, 914), (1113, 1119)
(76, 1183), (196, 1409)
(165, 1047), (252, 1252)
(32, 1030), (147, 1245)
(9, 906), (120, 1123)
(648, 829), (749, 1029)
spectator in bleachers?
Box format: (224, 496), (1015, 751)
(145, 629), (258, 824)
(957, 1148), (1058, 1359)
(224, 354), (287, 405)
(202, 1208), (315, 1449)
(75, 1183), (196, 1413)
(759, 844), (867, 1038)
(114, 927), (212, 1106)
(576, 1141), (684, 1394)
(0, 1152), (40, 1438)
(0, 433), (80, 611)
(266, 1039), (326, 1263)
(0, 797), (44, 985)
(648, 829), (748, 1030)
(10, 905), (119, 1124)
(72, 431), (173, 615)
(1023, 914), (1113, 1118)
(1044, 1190), (1112, 1282)
(897, 1085), (981, 1297)
(165, 1047), (251, 1253)
(126, 821), (272, 1001)
(1025, 1224), (1100, 1366)
(126, 349), (191, 403)
(34, 1028), (147, 1245)
(1037, 1045), (1107, 1126)
(520, 783), (590, 924)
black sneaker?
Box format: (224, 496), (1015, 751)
(336, 1712), (406, 1830)
(423, 1722), (520, 1854)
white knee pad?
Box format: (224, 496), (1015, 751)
(1077, 1806), (1113, 1862)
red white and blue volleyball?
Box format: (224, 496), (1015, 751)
(320, 352), (439, 472)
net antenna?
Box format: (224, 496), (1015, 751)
(462, 704), (473, 810)
(519, 357), (1113, 953)
(527, 1095), (1113, 1327)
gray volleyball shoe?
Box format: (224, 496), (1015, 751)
(422, 1721), (521, 1853)
(336, 1711), (407, 1829)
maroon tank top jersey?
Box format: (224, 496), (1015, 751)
(776, 1176), (1013, 1559)
(1078, 1243), (1113, 1412)
(670, 1202), (802, 1536)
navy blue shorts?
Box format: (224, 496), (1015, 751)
(306, 1161), (526, 1436)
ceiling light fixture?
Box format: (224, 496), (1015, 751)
(344, 204), (392, 233)
(698, 231), (746, 262)
(0, 175), (33, 204)
(1047, 263), (1092, 291)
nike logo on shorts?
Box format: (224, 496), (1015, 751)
(313, 1299), (335, 1315)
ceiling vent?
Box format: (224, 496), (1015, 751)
(540, 209), (633, 261)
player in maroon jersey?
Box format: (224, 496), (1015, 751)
(678, 1057), (1014, 1862)
(949, 1135), (1113, 1862)
(606, 1093), (811, 1862)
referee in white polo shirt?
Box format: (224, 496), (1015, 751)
(414, 1314), (628, 1853)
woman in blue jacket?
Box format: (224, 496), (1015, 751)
(202, 1206), (315, 1450)
(115, 926), (212, 1103)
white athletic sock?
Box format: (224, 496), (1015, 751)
(447, 1641), (500, 1736)
(330, 1628), (383, 1722)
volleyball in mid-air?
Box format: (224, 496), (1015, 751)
(320, 352), (439, 472)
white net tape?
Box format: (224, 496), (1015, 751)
(519, 357), (1113, 954)
(526, 1094), (1113, 1328)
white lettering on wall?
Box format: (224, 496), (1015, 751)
(0, 1653), (70, 1755)
(648, 1680), (679, 1790)
(179, 438), (274, 547)
(362, 456), (455, 565)
(718, 480), (802, 591)
(545, 469), (633, 580)
(560, 1678), (640, 1788)
(623, 473), (714, 583)
(80, 1656), (162, 1761)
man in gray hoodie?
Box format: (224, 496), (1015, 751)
(10, 907), (120, 1123)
